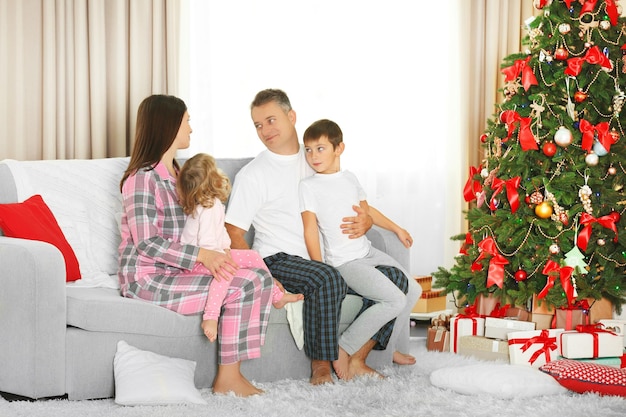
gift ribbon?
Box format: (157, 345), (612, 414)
(576, 212), (619, 252)
(564, 45), (613, 76)
(537, 260), (575, 307)
(562, 325), (618, 359)
(489, 176), (521, 213)
(508, 330), (557, 365)
(471, 237), (509, 288)
(463, 165), (483, 202)
(459, 232), (473, 255)
(488, 302), (511, 318)
(501, 56), (538, 91)
(500, 110), (538, 151)
(579, 119), (614, 152)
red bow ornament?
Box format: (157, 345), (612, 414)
(489, 176), (521, 213)
(537, 260), (575, 307)
(576, 212), (619, 252)
(463, 165), (483, 202)
(579, 119), (614, 152)
(501, 56), (538, 91)
(564, 45), (613, 77)
(471, 237), (509, 289)
(500, 110), (538, 151)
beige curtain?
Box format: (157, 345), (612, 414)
(459, 0), (537, 170)
(0, 0), (180, 161)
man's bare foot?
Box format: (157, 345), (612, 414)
(393, 351), (416, 365)
(348, 356), (385, 379)
(273, 292), (304, 309)
(201, 319), (218, 342)
(332, 346), (352, 381)
(310, 360), (333, 385)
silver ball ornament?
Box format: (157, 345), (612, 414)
(549, 244), (560, 254)
(585, 152), (599, 166)
(554, 126), (573, 147)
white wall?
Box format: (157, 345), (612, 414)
(179, 0), (465, 277)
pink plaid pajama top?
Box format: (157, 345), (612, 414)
(118, 162), (273, 364)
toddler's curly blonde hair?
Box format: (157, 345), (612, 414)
(177, 153), (231, 216)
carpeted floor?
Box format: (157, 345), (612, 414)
(1, 324), (625, 417)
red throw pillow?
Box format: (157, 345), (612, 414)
(0, 194), (81, 282)
(539, 359), (626, 397)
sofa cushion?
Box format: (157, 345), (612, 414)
(0, 194), (81, 282)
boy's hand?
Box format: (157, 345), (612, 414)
(396, 229), (413, 248)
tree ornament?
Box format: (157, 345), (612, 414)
(514, 269), (528, 282)
(480, 133), (488, 143)
(554, 126), (573, 147)
(545, 189), (566, 224)
(574, 90), (588, 102)
(608, 166), (617, 175)
(564, 246), (589, 274)
(599, 20), (611, 30)
(597, 238), (606, 246)
(585, 152), (599, 166)
(542, 141), (557, 157)
(579, 175), (593, 214)
(555, 47), (569, 60)
(593, 140), (609, 156)
(609, 128), (621, 143)
(549, 243), (560, 254)
(535, 201), (553, 218)
(529, 191), (543, 204)
(558, 23), (571, 35)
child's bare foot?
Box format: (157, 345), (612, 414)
(213, 370), (263, 397)
(332, 346), (352, 381)
(393, 351), (416, 365)
(310, 360), (334, 385)
(273, 292), (304, 309)
(349, 356), (385, 379)
(201, 319), (218, 342)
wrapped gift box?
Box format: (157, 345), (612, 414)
(458, 335), (509, 362)
(450, 315), (485, 353)
(556, 355), (626, 369)
(504, 307), (530, 322)
(555, 308), (589, 330)
(530, 312), (553, 330)
(414, 275), (432, 292)
(532, 294), (555, 315)
(586, 297), (614, 323)
(484, 317), (536, 340)
(598, 319), (626, 347)
(559, 328), (624, 359)
(508, 328), (564, 368)
(412, 289), (447, 313)
(475, 293), (501, 316)
(427, 327), (450, 352)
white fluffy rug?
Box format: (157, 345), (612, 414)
(1, 339), (625, 417)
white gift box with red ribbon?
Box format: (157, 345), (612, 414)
(559, 325), (624, 359)
(449, 315), (485, 354)
(508, 328), (564, 368)
(598, 319), (626, 347)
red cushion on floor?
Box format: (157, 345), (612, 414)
(540, 359), (626, 397)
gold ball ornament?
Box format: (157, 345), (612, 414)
(535, 201), (553, 219)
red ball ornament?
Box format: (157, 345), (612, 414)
(574, 90), (588, 103)
(610, 129), (620, 143)
(542, 141), (557, 157)
(480, 134), (488, 143)
(554, 47), (569, 60)
(514, 269), (528, 282)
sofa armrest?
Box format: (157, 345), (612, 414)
(366, 225), (410, 272)
(0, 236), (67, 398)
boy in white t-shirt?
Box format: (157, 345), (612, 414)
(299, 119), (420, 380)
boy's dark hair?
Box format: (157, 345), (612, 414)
(251, 89), (292, 113)
(303, 119), (343, 149)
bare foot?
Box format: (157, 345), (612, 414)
(348, 356), (384, 379)
(273, 292), (304, 309)
(332, 346), (352, 381)
(393, 351), (416, 365)
(310, 360), (334, 385)
(201, 319), (218, 342)
(213, 368), (263, 397)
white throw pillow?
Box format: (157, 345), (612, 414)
(113, 340), (207, 406)
(430, 363), (568, 398)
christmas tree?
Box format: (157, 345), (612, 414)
(433, 0), (626, 314)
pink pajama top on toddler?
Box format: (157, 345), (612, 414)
(117, 162), (273, 364)
(180, 198), (285, 321)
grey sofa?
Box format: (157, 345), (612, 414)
(0, 156), (409, 400)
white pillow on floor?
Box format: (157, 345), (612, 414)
(430, 363), (568, 398)
(113, 340), (207, 406)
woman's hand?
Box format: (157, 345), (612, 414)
(197, 248), (239, 281)
(341, 205), (373, 239)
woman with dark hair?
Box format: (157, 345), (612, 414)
(118, 94), (273, 397)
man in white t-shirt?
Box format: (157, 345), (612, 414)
(225, 89), (413, 385)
